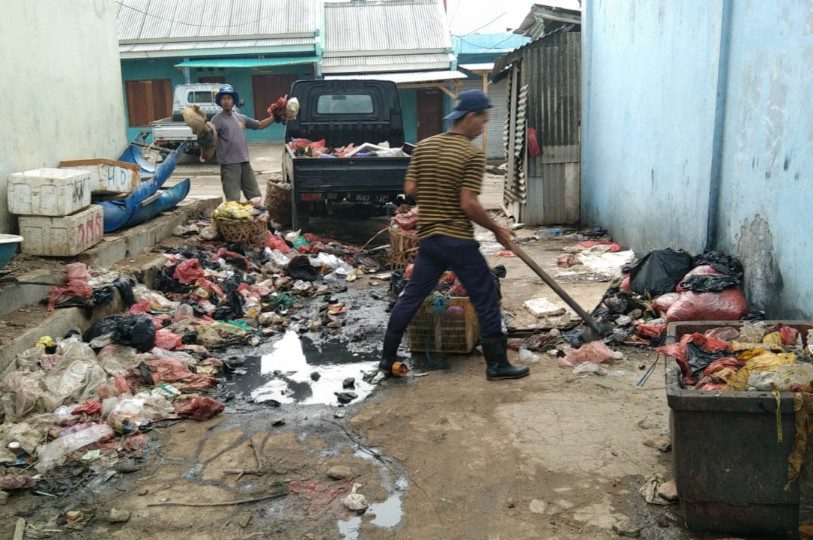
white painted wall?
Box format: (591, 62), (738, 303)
(0, 0), (126, 233)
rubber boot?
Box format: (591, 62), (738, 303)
(380, 331), (408, 377)
(482, 335), (530, 381)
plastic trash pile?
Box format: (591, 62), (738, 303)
(659, 322), (813, 390)
(288, 139), (408, 159)
(390, 205), (419, 236)
(586, 249), (749, 347)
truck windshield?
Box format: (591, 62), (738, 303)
(187, 91), (216, 104)
(316, 94), (374, 114)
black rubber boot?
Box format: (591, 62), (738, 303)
(482, 335), (530, 381)
(380, 331), (407, 377)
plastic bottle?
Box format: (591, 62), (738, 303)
(36, 424), (113, 473)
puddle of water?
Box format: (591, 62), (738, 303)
(369, 492), (403, 527)
(337, 516), (361, 539)
(224, 331), (378, 406)
(337, 448), (406, 536)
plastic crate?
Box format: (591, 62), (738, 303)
(407, 296), (479, 353)
(666, 320), (813, 538)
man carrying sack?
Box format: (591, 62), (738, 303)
(198, 85), (276, 202)
(380, 90), (530, 382)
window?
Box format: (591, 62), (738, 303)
(124, 79), (172, 126)
(187, 91), (216, 104)
(316, 94), (374, 114)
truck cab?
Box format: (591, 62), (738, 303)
(283, 80), (413, 229)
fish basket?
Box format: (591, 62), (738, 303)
(389, 227), (419, 269)
(407, 296), (480, 353)
(214, 214), (268, 248)
(264, 181), (292, 228)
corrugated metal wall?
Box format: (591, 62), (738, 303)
(503, 31), (581, 225)
(460, 78), (507, 160)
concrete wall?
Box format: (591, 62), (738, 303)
(581, 0), (812, 318)
(0, 0), (126, 233)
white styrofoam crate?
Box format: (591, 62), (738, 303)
(7, 168), (91, 216)
(19, 205), (103, 257)
(59, 159), (139, 194)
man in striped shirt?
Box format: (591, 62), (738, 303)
(381, 90), (530, 381)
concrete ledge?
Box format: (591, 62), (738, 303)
(0, 198), (220, 318)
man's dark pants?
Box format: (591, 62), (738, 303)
(386, 235), (502, 338)
(220, 162), (261, 202)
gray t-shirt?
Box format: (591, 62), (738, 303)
(211, 111), (260, 165)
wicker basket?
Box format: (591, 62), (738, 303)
(389, 227), (419, 269)
(264, 181), (292, 227)
(407, 296), (480, 353)
(214, 214), (268, 247)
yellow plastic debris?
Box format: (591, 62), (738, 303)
(745, 351), (796, 372)
(726, 367), (750, 391)
(212, 201), (253, 220)
(762, 332), (784, 350)
(36, 336), (55, 348)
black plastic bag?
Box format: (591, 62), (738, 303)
(113, 315), (156, 352)
(286, 255), (318, 282)
(693, 251), (744, 281)
(113, 278), (136, 308)
(91, 286), (115, 307)
(686, 342), (730, 376)
(84, 315), (122, 343)
(155, 266), (192, 294)
(628, 249), (694, 296)
(213, 289), (244, 320)
(679, 273), (740, 293)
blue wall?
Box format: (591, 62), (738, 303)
(121, 59), (314, 142)
(398, 89), (417, 143)
(581, 0), (812, 318)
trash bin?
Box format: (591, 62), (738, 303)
(666, 320), (813, 538)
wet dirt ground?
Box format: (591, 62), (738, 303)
(0, 219), (696, 539)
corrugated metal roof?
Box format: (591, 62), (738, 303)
(119, 37), (316, 53)
(116, 0), (319, 42)
(324, 0), (451, 54)
(460, 62), (495, 72)
(325, 70), (467, 84)
(322, 53), (452, 74)
(175, 56), (318, 68)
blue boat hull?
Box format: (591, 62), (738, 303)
(97, 138), (188, 232)
(121, 179), (190, 229)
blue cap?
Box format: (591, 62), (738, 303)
(444, 89), (493, 121)
(215, 85), (240, 106)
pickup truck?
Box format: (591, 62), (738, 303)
(282, 80), (414, 229)
(151, 83), (243, 148)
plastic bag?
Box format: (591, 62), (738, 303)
(287, 255), (319, 281)
(0, 413), (55, 455)
(693, 250), (744, 282)
(134, 285), (180, 312)
(96, 344), (139, 375)
(155, 329), (183, 351)
(106, 394), (173, 432)
(628, 249), (694, 296)
(652, 293), (681, 316)
(265, 234), (291, 254)
(679, 273), (740, 293)
(771, 364), (813, 392)
(41, 357), (107, 412)
(0, 370), (45, 421)
(173, 395), (224, 421)
(48, 263), (93, 311)
(36, 424), (113, 473)
(173, 259), (205, 285)
(563, 341), (615, 365)
(16, 345), (47, 370)
(113, 315), (156, 352)
(747, 370), (776, 391)
(518, 348), (540, 363)
(666, 289), (748, 322)
(637, 323), (667, 339)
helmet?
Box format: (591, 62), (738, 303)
(215, 85), (240, 106)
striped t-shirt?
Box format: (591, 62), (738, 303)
(407, 133), (485, 240)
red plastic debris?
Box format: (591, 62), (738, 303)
(155, 329), (183, 350)
(676, 265), (719, 292)
(48, 263), (93, 311)
(652, 293), (681, 316)
(657, 333), (732, 384)
(173, 258), (205, 285)
(779, 324), (801, 346)
(72, 400), (102, 416)
(666, 289), (748, 322)
(173, 395), (224, 421)
(557, 253), (577, 268)
(495, 250), (517, 258)
(0, 475), (36, 490)
(637, 323), (667, 339)
(266, 234), (291, 253)
(703, 357), (745, 378)
(619, 275), (631, 292)
(145, 358), (218, 391)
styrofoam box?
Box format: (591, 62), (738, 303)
(59, 159), (139, 194)
(19, 205), (103, 257)
(7, 168), (91, 216)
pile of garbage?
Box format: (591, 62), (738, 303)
(288, 139), (408, 159)
(589, 249), (748, 346)
(660, 322), (813, 391)
(390, 205), (419, 236)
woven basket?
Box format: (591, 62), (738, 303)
(264, 181), (292, 227)
(407, 296), (480, 353)
(389, 227), (419, 269)
(214, 214), (268, 247)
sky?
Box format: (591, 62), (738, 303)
(445, 0), (581, 36)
